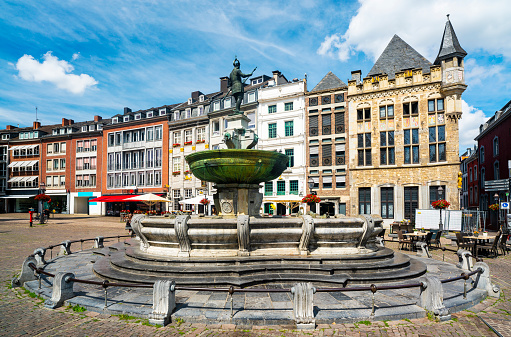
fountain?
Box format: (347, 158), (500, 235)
(93, 59), (426, 287)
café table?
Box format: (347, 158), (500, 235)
(404, 232), (428, 249)
(463, 235), (497, 257)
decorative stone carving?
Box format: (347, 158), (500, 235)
(237, 215), (250, 255)
(175, 215), (191, 257)
(11, 256), (37, 288)
(419, 276), (450, 321)
(149, 280), (176, 326)
(45, 272), (75, 309)
(34, 247), (46, 266)
(299, 215), (314, 255)
(221, 201), (233, 214)
(358, 215), (375, 248)
(415, 242), (431, 258)
(131, 214), (149, 249)
(291, 282), (316, 329)
(375, 237), (384, 247)
(94, 236), (104, 249)
(456, 249), (473, 271)
(59, 240), (72, 256)
(473, 262), (500, 298)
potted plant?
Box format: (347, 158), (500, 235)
(489, 203), (499, 211)
(172, 171), (181, 176)
(184, 141), (193, 146)
(431, 199), (450, 209)
(173, 143), (181, 147)
(34, 194), (51, 203)
(301, 194), (321, 204)
(200, 198), (210, 205)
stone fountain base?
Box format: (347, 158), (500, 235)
(93, 243), (426, 287)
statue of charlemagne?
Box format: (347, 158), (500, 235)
(228, 57), (256, 114)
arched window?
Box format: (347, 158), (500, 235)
(493, 137), (499, 157)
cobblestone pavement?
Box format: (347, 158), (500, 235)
(1, 213), (510, 336)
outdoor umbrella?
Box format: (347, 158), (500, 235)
(125, 193), (171, 211)
(179, 195), (213, 205)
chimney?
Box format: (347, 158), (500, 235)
(220, 77), (229, 93)
(62, 118), (68, 126)
(68, 119), (74, 125)
(351, 70), (362, 85)
(191, 91), (202, 101)
(33, 121), (41, 129)
(6, 125), (15, 130)
(272, 70), (281, 84)
(94, 115), (102, 122)
(124, 107), (132, 115)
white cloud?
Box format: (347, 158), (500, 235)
(318, 0), (511, 63)
(15, 52), (98, 94)
(464, 58), (504, 86)
(459, 100), (488, 151)
(72, 53), (80, 61)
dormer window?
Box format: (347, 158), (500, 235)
(1, 134), (9, 140)
(199, 95), (204, 102)
(97, 124), (102, 130)
(186, 108), (191, 118)
(213, 101), (220, 111)
(123, 116), (130, 122)
(82, 126), (87, 132)
(224, 97), (232, 109)
(112, 117), (118, 124)
(188, 98), (192, 105)
(174, 111), (180, 121)
(135, 114), (141, 120)
(67, 127), (73, 133)
(89, 125), (95, 131)
(252, 78), (262, 85)
(53, 129), (58, 135)
(59, 128), (65, 134)
(146, 111), (153, 118)
(159, 109), (166, 116)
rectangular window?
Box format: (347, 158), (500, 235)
(173, 132), (181, 145)
(357, 108), (370, 121)
(403, 101), (418, 116)
(359, 187), (371, 214)
(335, 143), (345, 165)
(380, 131), (395, 165)
(90, 140), (95, 151)
(322, 175), (332, 189)
(155, 126), (163, 140)
(336, 175), (345, 188)
(268, 123), (277, 138)
(284, 102), (293, 111)
(404, 187), (419, 222)
(264, 182), (273, 196)
(147, 127), (154, 141)
(404, 129), (419, 164)
(322, 114), (331, 135)
(429, 185), (446, 203)
(357, 133), (372, 166)
(285, 121), (294, 137)
(285, 149), (294, 167)
(429, 126), (446, 162)
(268, 105), (277, 114)
(108, 134), (114, 146)
(197, 127), (205, 141)
(47, 144), (53, 154)
(310, 145), (319, 167)
(379, 105), (394, 118)
(277, 180), (285, 195)
(322, 143), (332, 166)
(185, 129), (192, 143)
(309, 115), (318, 136)
(289, 180), (298, 194)
(334, 112), (345, 134)
(381, 187), (394, 219)
(173, 157), (181, 172)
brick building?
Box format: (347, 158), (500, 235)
(305, 72), (349, 216)
(475, 99), (511, 230)
(347, 17), (466, 227)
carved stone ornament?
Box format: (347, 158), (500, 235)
(59, 240), (72, 256)
(175, 215), (191, 256)
(131, 214), (149, 249)
(291, 282), (316, 329)
(237, 215), (250, 254)
(11, 256), (37, 288)
(456, 249), (473, 271)
(149, 280), (176, 326)
(473, 262), (500, 298)
(221, 201), (233, 214)
(415, 242), (431, 258)
(34, 247), (47, 266)
(419, 275), (450, 321)
(299, 215), (314, 254)
(358, 215), (375, 248)
(94, 236), (104, 249)
(45, 272), (75, 309)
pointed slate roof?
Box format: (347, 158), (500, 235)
(311, 71), (347, 92)
(434, 16), (467, 65)
(367, 35), (432, 79)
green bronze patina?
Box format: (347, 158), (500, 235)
(186, 149), (288, 184)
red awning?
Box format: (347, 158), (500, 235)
(88, 195), (137, 202)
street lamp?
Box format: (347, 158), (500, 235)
(438, 186), (444, 231)
(308, 176), (315, 195)
(38, 182), (46, 222)
(495, 192), (500, 229)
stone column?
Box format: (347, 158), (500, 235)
(473, 262), (500, 298)
(419, 276), (450, 321)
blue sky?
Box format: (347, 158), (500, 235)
(1, 0), (510, 151)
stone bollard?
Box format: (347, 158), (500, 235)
(59, 240), (72, 256)
(473, 262), (500, 298)
(291, 282), (316, 329)
(11, 257), (37, 288)
(45, 272), (75, 309)
(94, 236), (104, 249)
(34, 247), (47, 266)
(149, 280), (176, 326)
(456, 249), (473, 271)
(299, 215), (314, 255)
(415, 242), (431, 258)
(419, 276), (450, 321)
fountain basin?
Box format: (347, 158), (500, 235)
(185, 149), (289, 184)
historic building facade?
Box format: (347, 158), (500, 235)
(347, 18), (466, 227)
(305, 72), (349, 216)
(257, 73), (307, 215)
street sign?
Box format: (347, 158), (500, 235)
(501, 202), (510, 210)
(485, 178), (510, 192)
